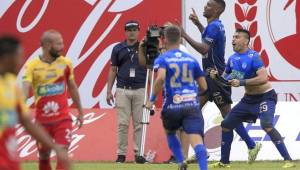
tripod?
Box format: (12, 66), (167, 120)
(139, 67), (155, 157)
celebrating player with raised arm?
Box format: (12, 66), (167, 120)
(177, 0), (260, 164)
(22, 30), (83, 170)
(209, 29), (295, 168)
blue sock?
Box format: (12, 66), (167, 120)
(267, 128), (292, 160)
(194, 144), (207, 170)
(220, 130), (233, 164)
(167, 134), (184, 163)
(235, 123), (256, 149)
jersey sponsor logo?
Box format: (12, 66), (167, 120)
(45, 72), (58, 79)
(173, 94), (182, 104)
(37, 83), (65, 96)
(42, 101), (60, 116)
(175, 52), (182, 58)
(242, 62), (247, 69)
(173, 93), (197, 104)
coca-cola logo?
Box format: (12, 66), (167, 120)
(16, 111), (107, 158)
(234, 0), (300, 81)
(0, 0), (181, 108)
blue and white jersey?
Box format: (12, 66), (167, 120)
(202, 19), (226, 74)
(225, 49), (264, 80)
(153, 49), (205, 111)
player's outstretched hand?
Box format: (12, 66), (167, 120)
(54, 146), (71, 170)
(189, 8), (201, 26)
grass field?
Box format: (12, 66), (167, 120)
(22, 161), (300, 170)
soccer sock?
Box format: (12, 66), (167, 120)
(56, 159), (66, 170)
(39, 159), (51, 170)
(267, 128), (292, 160)
(220, 130), (233, 164)
(194, 144), (207, 170)
(235, 123), (256, 149)
(167, 134), (184, 163)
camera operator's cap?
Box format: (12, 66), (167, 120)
(124, 20), (140, 30)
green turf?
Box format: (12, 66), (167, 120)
(22, 161), (300, 170)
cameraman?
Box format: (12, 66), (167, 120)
(106, 20), (147, 164)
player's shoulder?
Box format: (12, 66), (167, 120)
(113, 41), (126, 51)
(25, 57), (41, 67)
(58, 56), (71, 62)
(228, 51), (240, 61)
(4, 73), (17, 82)
(207, 19), (223, 29)
(55, 56), (72, 65)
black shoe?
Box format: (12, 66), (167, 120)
(178, 162), (188, 170)
(135, 155), (148, 164)
(164, 155), (176, 164)
(116, 155), (126, 163)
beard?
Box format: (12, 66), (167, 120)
(49, 48), (61, 58)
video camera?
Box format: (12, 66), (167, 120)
(143, 25), (165, 66)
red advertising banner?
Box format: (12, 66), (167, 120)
(0, 0), (181, 162)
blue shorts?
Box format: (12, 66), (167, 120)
(221, 89), (277, 130)
(161, 106), (204, 136)
(205, 76), (232, 107)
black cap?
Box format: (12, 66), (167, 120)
(124, 20), (140, 30)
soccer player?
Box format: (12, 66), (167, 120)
(0, 35), (70, 170)
(22, 30), (83, 170)
(209, 29), (296, 168)
(146, 25), (208, 170)
(178, 0), (260, 164)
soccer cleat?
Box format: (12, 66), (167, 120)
(184, 154), (196, 164)
(115, 155), (126, 163)
(178, 162), (188, 170)
(282, 161), (296, 168)
(208, 162), (231, 168)
(248, 142), (262, 164)
(184, 151), (210, 164)
(164, 155), (176, 164)
(135, 155), (148, 164)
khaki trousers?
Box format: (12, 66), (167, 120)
(115, 88), (145, 156)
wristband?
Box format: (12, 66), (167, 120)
(240, 79), (246, 86)
(149, 94), (157, 102)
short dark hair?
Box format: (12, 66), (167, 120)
(164, 26), (181, 45)
(214, 0), (226, 14)
(236, 28), (250, 44)
(0, 35), (20, 59)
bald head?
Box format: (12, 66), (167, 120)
(40, 29), (62, 47)
(40, 29), (64, 58)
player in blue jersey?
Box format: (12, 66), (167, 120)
(209, 29), (296, 168)
(178, 0), (260, 164)
(146, 26), (208, 170)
